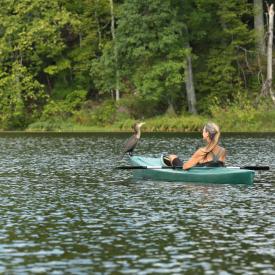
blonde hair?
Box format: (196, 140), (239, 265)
(202, 122), (220, 154)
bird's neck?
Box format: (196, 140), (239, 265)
(135, 129), (141, 139)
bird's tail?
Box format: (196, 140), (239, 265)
(119, 152), (133, 161)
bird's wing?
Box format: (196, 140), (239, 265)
(123, 135), (139, 153)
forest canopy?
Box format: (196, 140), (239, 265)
(0, 0), (274, 130)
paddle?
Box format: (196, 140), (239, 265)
(116, 165), (270, 171)
(117, 165), (181, 170)
(226, 166), (270, 170)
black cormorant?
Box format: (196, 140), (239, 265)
(122, 122), (145, 157)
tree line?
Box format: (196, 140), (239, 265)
(0, 0), (274, 129)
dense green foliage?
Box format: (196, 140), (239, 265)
(0, 0), (274, 130)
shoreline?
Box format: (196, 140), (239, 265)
(0, 130), (274, 135)
(2, 110), (275, 134)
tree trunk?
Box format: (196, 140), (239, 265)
(266, 4), (275, 104)
(254, 0), (265, 55)
(185, 46), (197, 114)
(46, 74), (52, 95)
(95, 10), (102, 50)
(166, 100), (176, 116)
(185, 55), (197, 114)
(183, 25), (197, 114)
(109, 0), (120, 101)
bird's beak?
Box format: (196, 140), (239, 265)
(140, 122), (146, 127)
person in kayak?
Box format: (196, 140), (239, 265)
(164, 122), (226, 170)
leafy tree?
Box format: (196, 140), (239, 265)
(69, 0), (111, 93)
(90, 0), (120, 99)
(0, 0), (81, 127)
(187, 0), (255, 111)
(0, 62), (46, 129)
(93, 0), (189, 112)
(0, 0), (83, 95)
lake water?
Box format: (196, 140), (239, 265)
(0, 132), (274, 274)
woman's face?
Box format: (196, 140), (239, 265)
(202, 127), (209, 141)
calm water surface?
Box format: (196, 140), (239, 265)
(0, 132), (274, 274)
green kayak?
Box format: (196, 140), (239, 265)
(129, 156), (255, 184)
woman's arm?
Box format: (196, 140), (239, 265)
(183, 149), (204, 170)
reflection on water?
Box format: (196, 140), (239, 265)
(0, 132), (274, 273)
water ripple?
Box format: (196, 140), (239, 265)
(0, 133), (274, 274)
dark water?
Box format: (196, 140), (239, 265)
(0, 132), (274, 274)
